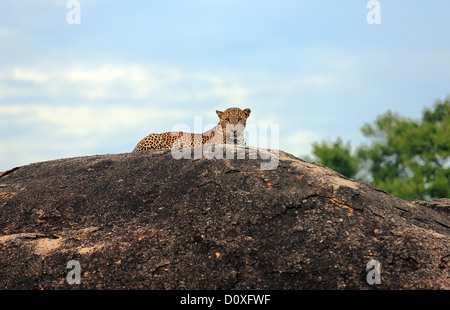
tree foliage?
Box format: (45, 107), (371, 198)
(311, 138), (359, 179)
(310, 96), (450, 201)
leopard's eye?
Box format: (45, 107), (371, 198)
(225, 117), (231, 122)
(237, 117), (242, 122)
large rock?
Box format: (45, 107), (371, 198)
(0, 146), (449, 289)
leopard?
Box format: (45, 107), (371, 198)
(132, 107), (251, 152)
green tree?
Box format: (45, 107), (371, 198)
(309, 96), (450, 201)
(311, 138), (359, 179)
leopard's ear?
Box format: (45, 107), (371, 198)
(243, 108), (251, 118)
(216, 110), (224, 118)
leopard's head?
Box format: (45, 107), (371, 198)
(216, 107), (251, 145)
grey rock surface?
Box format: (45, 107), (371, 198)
(0, 146), (449, 289)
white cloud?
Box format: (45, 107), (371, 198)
(12, 67), (49, 83)
(282, 129), (322, 158)
(0, 28), (16, 38)
(0, 64), (252, 105)
(0, 62), (341, 170)
(0, 103), (190, 171)
(0, 104), (186, 137)
(2, 64), (168, 100)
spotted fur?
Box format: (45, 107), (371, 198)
(133, 107), (251, 152)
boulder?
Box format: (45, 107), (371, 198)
(0, 146), (449, 289)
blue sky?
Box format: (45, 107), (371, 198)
(1, 1), (449, 171)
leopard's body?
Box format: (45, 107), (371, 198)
(133, 107), (251, 152)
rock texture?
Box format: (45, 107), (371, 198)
(0, 146), (449, 289)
